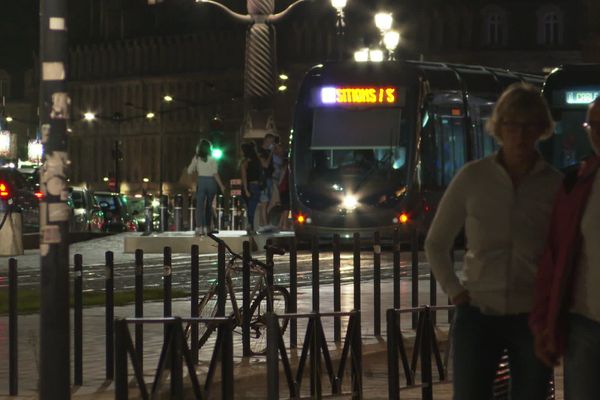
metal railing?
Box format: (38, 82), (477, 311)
(266, 311), (362, 399)
(114, 316), (233, 400)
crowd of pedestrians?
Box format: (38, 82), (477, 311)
(425, 84), (600, 400)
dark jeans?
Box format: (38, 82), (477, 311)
(196, 176), (217, 229)
(565, 313), (600, 400)
(452, 305), (552, 400)
(244, 182), (261, 230)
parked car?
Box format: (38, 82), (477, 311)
(0, 167), (41, 233)
(93, 191), (138, 232)
(68, 186), (104, 233)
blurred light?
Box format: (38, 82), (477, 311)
(279, 74), (289, 80)
(28, 140), (43, 163)
(330, 0), (347, 11)
(0, 131), (11, 155)
(134, 194), (143, 198)
(67, 128), (73, 133)
(399, 212), (409, 224)
(0, 183), (9, 198)
(146, 112), (155, 119)
(278, 85), (288, 92)
(163, 95), (173, 102)
(103, 177), (109, 182)
(84, 112), (96, 121)
(296, 214), (306, 224)
(152, 199), (160, 207)
(369, 49), (385, 62)
(34, 191), (44, 199)
(142, 177), (150, 183)
(211, 148), (224, 159)
(375, 12), (393, 32)
(342, 194), (358, 210)
(354, 48), (370, 62)
(383, 30), (400, 51)
(5, 116), (13, 122)
(306, 217), (312, 224)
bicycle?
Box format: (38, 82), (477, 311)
(185, 233), (290, 355)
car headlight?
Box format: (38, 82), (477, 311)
(341, 194), (358, 211)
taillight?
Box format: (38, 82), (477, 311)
(0, 182), (10, 198)
(296, 214), (306, 224)
(399, 212), (409, 224)
(34, 191), (44, 199)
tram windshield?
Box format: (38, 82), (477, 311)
(294, 106), (408, 211)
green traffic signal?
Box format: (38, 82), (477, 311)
(211, 148), (224, 160)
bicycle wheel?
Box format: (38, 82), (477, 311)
(184, 291), (220, 349)
(247, 285), (290, 355)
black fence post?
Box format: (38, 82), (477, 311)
(174, 194), (184, 232)
(353, 311), (363, 399)
(144, 194), (153, 235)
(105, 251), (114, 381)
(74, 254), (83, 386)
(134, 249), (144, 371)
(411, 228), (419, 329)
(373, 232), (381, 336)
(430, 271), (437, 325)
(170, 320), (183, 399)
(266, 313), (279, 400)
(221, 319), (234, 400)
(311, 237), (320, 312)
(421, 308), (433, 400)
(387, 310), (399, 400)
(242, 240), (251, 356)
(310, 314), (322, 397)
(114, 319), (128, 400)
(217, 241), (226, 316)
(164, 247), (172, 341)
(393, 229), (401, 310)
(9, 258), (18, 396)
(353, 233), (361, 311)
(266, 238), (274, 289)
(191, 244), (199, 363)
(333, 234), (341, 343)
(289, 237), (298, 348)
(448, 250), (455, 323)
(160, 194), (169, 232)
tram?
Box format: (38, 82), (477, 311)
(289, 61), (542, 240)
(540, 64), (600, 169)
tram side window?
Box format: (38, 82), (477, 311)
(421, 113), (467, 188)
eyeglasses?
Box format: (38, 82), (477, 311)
(500, 121), (546, 133)
(583, 121), (600, 131)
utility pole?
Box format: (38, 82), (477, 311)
(39, 0), (71, 398)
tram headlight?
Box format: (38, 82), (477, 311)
(341, 194), (359, 211)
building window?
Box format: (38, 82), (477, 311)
(537, 6), (564, 46)
(482, 6), (507, 47)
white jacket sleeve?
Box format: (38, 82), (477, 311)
(187, 157), (197, 175)
(424, 166), (469, 299)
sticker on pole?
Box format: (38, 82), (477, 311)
(41, 225), (61, 244)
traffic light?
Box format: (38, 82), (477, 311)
(209, 125), (225, 160)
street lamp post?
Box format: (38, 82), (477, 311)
(330, 0), (347, 60)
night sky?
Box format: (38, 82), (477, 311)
(0, 1), (38, 73)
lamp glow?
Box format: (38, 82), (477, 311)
(330, 0), (347, 11)
(375, 12), (393, 32)
(369, 49), (385, 62)
(146, 112), (155, 119)
(163, 95), (174, 102)
(84, 112), (96, 121)
(354, 48), (370, 62)
(383, 30), (400, 51)
(5, 116), (13, 123)
(342, 194), (358, 210)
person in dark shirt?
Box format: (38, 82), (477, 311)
(256, 132), (277, 231)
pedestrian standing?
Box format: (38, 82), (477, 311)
(187, 139), (225, 236)
(530, 97), (600, 400)
(240, 141), (262, 234)
(424, 83), (562, 400)
(256, 132), (276, 231)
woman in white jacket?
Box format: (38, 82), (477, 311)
(187, 139), (225, 235)
(424, 83), (562, 400)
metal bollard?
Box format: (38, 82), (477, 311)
(217, 194), (224, 230)
(188, 194), (196, 231)
(105, 251), (114, 381)
(174, 194), (183, 232)
(9, 258), (18, 395)
(74, 254), (83, 386)
(159, 194), (169, 232)
(144, 194), (153, 235)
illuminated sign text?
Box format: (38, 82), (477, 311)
(321, 87), (397, 105)
(566, 90), (600, 105)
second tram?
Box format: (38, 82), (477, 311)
(289, 61), (542, 240)
(541, 64), (600, 169)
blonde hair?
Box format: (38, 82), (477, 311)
(486, 82), (555, 143)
